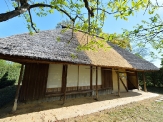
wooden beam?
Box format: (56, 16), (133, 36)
(143, 72), (147, 92)
(12, 64), (25, 112)
(116, 71), (120, 97)
(120, 78), (128, 92)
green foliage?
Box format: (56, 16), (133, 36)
(123, 13), (163, 58)
(0, 86), (16, 108)
(8, 0), (163, 54)
(139, 58), (163, 87)
(11, 0), (150, 37)
(134, 53), (143, 58)
(138, 70), (163, 87)
(0, 72), (16, 89)
(161, 58), (163, 68)
(0, 60), (21, 83)
(55, 20), (73, 29)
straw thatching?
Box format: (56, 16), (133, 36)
(75, 32), (132, 68)
(108, 42), (159, 71)
(0, 29), (158, 71)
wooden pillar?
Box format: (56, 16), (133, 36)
(116, 71), (120, 96)
(95, 66), (98, 100)
(90, 66), (92, 90)
(136, 71), (140, 90)
(62, 65), (68, 104)
(143, 72), (147, 92)
(77, 65), (79, 91)
(12, 64), (25, 112)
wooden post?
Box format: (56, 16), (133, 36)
(95, 66), (98, 100)
(12, 64), (24, 112)
(90, 66), (92, 90)
(62, 65), (68, 104)
(143, 72), (147, 92)
(90, 66), (93, 96)
(77, 65), (79, 91)
(136, 71), (140, 90)
(116, 71), (120, 97)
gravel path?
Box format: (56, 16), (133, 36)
(0, 90), (159, 122)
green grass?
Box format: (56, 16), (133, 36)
(63, 95), (163, 122)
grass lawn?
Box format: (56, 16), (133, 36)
(63, 87), (163, 122)
(64, 96), (163, 122)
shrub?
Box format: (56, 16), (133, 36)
(0, 86), (16, 108)
(0, 72), (16, 89)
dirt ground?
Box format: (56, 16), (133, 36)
(0, 90), (161, 122)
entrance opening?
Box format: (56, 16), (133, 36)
(127, 72), (138, 90)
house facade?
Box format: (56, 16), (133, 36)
(0, 29), (158, 102)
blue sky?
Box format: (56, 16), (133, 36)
(0, 0), (162, 67)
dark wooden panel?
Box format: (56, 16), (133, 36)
(101, 68), (113, 89)
(61, 65), (68, 93)
(19, 63), (49, 101)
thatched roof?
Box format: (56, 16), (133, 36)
(109, 42), (159, 70)
(0, 29), (158, 71)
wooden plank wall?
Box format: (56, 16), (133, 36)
(101, 68), (113, 89)
(19, 63), (49, 101)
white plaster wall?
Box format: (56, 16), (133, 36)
(67, 65), (78, 87)
(78, 65), (90, 86)
(92, 67), (102, 85)
(47, 64), (63, 88)
(112, 69), (127, 93)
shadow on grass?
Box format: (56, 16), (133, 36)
(146, 86), (163, 94)
(0, 90), (142, 119)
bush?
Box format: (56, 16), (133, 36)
(0, 86), (16, 108)
(0, 72), (16, 89)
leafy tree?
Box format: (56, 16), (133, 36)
(1, 0), (162, 52)
(0, 60), (21, 83)
(145, 58), (163, 87)
(56, 20), (131, 50)
(0, 0), (151, 35)
(123, 0), (163, 57)
(109, 33), (132, 51)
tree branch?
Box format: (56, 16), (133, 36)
(83, 0), (94, 17)
(93, 8), (118, 14)
(0, 3), (75, 22)
(28, 9), (38, 33)
(30, 3), (75, 21)
(0, 10), (22, 22)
